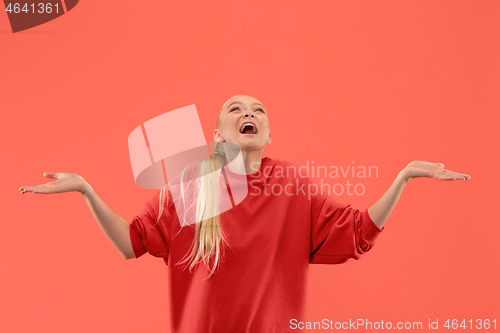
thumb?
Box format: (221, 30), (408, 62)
(435, 163), (445, 168)
(43, 172), (59, 179)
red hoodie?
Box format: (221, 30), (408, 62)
(129, 156), (384, 333)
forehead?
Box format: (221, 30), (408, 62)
(223, 96), (264, 110)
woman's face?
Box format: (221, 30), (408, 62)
(213, 95), (271, 151)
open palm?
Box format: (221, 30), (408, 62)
(402, 161), (471, 181)
(19, 172), (87, 195)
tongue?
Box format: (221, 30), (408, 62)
(242, 126), (254, 134)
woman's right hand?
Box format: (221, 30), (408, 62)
(19, 172), (89, 195)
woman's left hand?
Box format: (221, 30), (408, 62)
(400, 161), (471, 182)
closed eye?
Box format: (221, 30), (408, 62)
(230, 107), (265, 114)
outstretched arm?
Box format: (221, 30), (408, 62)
(367, 161), (471, 230)
(19, 172), (136, 260)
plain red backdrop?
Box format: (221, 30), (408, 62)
(1, 1), (498, 332)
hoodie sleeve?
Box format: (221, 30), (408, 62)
(309, 190), (384, 264)
(129, 190), (170, 260)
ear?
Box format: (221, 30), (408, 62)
(267, 132), (272, 145)
(213, 128), (225, 142)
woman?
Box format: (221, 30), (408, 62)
(18, 94), (471, 333)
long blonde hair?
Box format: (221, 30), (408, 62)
(155, 142), (231, 279)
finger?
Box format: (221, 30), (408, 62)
(433, 170), (463, 181)
(43, 172), (59, 180)
(442, 174), (470, 181)
(435, 173), (456, 181)
(20, 187), (53, 194)
(19, 188), (36, 194)
(423, 161), (444, 168)
(19, 187), (34, 194)
(447, 171), (471, 180)
(455, 173), (471, 180)
(19, 186), (30, 193)
(441, 168), (471, 180)
(19, 184), (49, 193)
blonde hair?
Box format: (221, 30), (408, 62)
(155, 141), (231, 279)
(153, 95), (258, 278)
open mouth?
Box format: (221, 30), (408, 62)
(239, 122), (258, 135)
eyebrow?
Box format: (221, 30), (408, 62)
(226, 101), (266, 111)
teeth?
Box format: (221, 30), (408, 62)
(240, 123), (257, 134)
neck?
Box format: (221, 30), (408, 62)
(227, 149), (264, 175)
(242, 149), (264, 175)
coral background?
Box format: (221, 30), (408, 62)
(1, 1), (498, 332)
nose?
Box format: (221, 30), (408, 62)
(244, 113), (255, 119)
